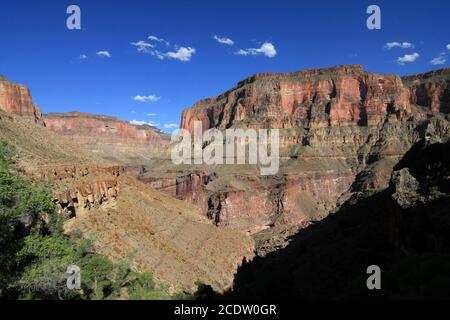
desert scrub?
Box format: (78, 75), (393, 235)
(0, 141), (183, 300)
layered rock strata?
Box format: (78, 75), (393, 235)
(156, 65), (450, 233)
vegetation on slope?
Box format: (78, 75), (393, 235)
(0, 141), (186, 300)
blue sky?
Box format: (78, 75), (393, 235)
(0, 0), (449, 132)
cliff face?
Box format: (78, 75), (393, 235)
(403, 67), (450, 114)
(45, 112), (168, 145)
(225, 139), (450, 299)
(167, 65), (450, 233)
(0, 76), (44, 123)
(181, 65), (410, 133)
(44, 112), (171, 164)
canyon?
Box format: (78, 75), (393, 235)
(225, 138), (450, 299)
(0, 77), (253, 293)
(29, 65), (450, 238)
(1, 64), (449, 293)
(145, 65), (450, 236)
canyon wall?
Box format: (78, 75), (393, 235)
(168, 65), (450, 233)
(180, 65), (411, 133)
(44, 112), (171, 164)
(403, 68), (450, 113)
(0, 76), (44, 123)
(45, 112), (168, 145)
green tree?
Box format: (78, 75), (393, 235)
(0, 141), (188, 300)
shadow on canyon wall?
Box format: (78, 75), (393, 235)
(205, 139), (450, 300)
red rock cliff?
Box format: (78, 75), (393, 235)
(45, 112), (169, 145)
(181, 65), (411, 133)
(171, 65), (450, 233)
(403, 67), (450, 113)
(0, 76), (43, 123)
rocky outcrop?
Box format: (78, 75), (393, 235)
(391, 138), (450, 208)
(31, 164), (124, 217)
(55, 179), (120, 217)
(35, 164), (124, 180)
(0, 76), (44, 123)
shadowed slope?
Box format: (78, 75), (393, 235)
(224, 139), (450, 299)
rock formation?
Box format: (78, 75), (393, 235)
(2, 65), (450, 296)
(152, 65), (450, 233)
(403, 67), (450, 113)
(44, 112), (170, 164)
(0, 95), (253, 293)
(181, 65), (411, 132)
(45, 112), (168, 145)
(0, 75), (44, 123)
(223, 138), (450, 299)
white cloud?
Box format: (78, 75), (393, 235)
(131, 36), (196, 62)
(447, 44), (450, 50)
(148, 35), (170, 46)
(164, 123), (179, 129)
(96, 51), (111, 58)
(430, 53), (447, 66)
(130, 110), (137, 114)
(133, 95), (161, 103)
(385, 42), (414, 50)
(145, 112), (157, 116)
(130, 41), (155, 52)
(397, 52), (419, 65)
(235, 42), (277, 58)
(164, 47), (196, 62)
(130, 120), (159, 127)
(79, 54), (88, 59)
(213, 35), (234, 46)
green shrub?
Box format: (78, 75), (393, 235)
(127, 272), (171, 300)
(0, 141), (188, 300)
(78, 253), (114, 299)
